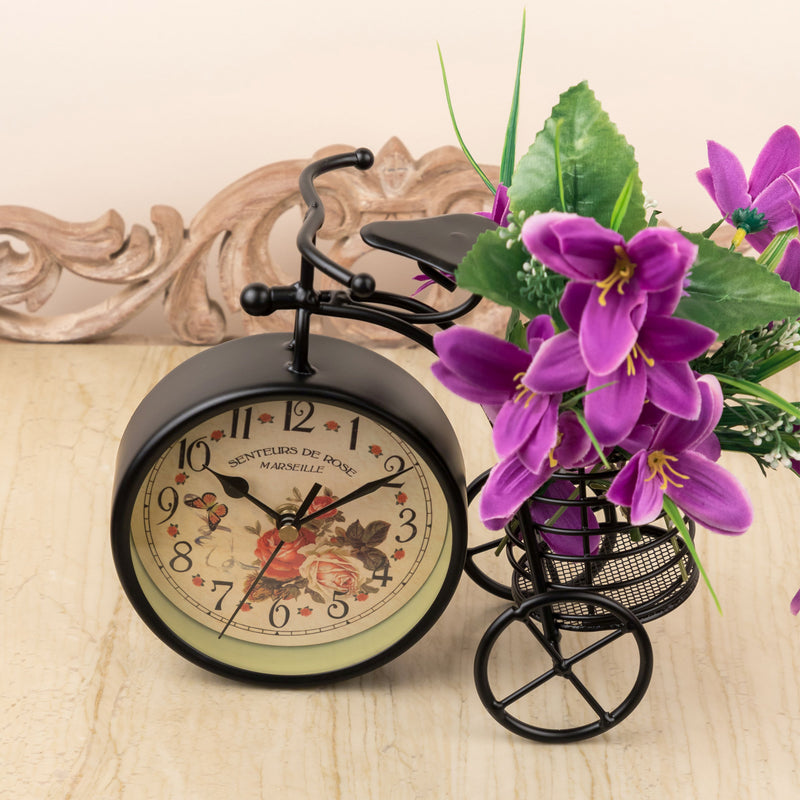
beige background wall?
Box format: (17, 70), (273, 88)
(2, 0), (799, 333)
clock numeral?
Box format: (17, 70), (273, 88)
(210, 580), (234, 611)
(383, 455), (407, 488)
(371, 563), (393, 587)
(177, 437), (211, 472)
(284, 400), (315, 433)
(349, 416), (360, 451)
(396, 507), (417, 543)
(229, 407), (253, 439)
(269, 597), (290, 629)
(169, 541), (193, 573)
(156, 486), (179, 523)
(327, 590), (350, 620)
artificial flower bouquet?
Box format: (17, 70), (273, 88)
(429, 28), (800, 613)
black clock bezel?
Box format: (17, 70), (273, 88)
(111, 333), (468, 685)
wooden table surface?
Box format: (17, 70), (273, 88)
(2, 338), (799, 799)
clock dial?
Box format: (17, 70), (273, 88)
(125, 396), (455, 678)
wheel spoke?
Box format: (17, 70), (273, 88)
(498, 667), (558, 709)
(565, 671), (613, 725)
(523, 615), (563, 662)
(562, 626), (627, 670)
(467, 537), (505, 556)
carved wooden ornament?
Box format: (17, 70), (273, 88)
(0, 139), (500, 345)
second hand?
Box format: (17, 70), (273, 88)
(218, 482), (323, 640)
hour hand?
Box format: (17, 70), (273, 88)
(204, 466), (282, 523)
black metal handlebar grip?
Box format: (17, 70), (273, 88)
(296, 148), (377, 299)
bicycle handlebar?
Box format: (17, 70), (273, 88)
(296, 148), (377, 298)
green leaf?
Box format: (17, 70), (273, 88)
(508, 81), (646, 239)
(456, 228), (542, 319)
(675, 233), (800, 339)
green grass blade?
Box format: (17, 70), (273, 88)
(715, 373), (800, 419)
(609, 169), (637, 232)
(662, 496), (722, 614)
(437, 42), (495, 193)
(499, 10), (526, 187)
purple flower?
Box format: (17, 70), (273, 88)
(525, 291), (717, 446)
(432, 316), (561, 474)
(414, 184), (510, 293)
(476, 183), (511, 226)
(791, 587), (800, 615)
(479, 407), (596, 530)
(775, 202), (800, 291)
(697, 126), (800, 252)
(520, 213), (697, 375)
(530, 479), (601, 557)
(606, 375), (753, 535)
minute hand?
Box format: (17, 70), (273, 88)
(298, 466), (413, 526)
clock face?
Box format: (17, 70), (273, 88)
(124, 395), (456, 680)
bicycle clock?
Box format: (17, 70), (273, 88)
(110, 148), (495, 684)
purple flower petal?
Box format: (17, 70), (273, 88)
(584, 363), (647, 446)
(492, 392), (549, 460)
(705, 140), (750, 216)
(638, 316), (718, 362)
(749, 126), (800, 197)
(431, 363), (509, 405)
(521, 212), (623, 282)
(580, 286), (646, 375)
(606, 451), (646, 507)
(525, 330), (587, 394)
(646, 361), (702, 420)
(653, 374), (723, 453)
(693, 432), (721, 462)
(559, 281), (592, 333)
(552, 410), (593, 469)
(607, 451), (663, 525)
(666, 451), (753, 535)
(477, 183), (511, 226)
(530, 479), (601, 556)
(791, 587), (800, 616)
(776, 238), (800, 291)
(696, 167), (717, 207)
(516, 395), (561, 472)
(433, 327), (530, 399)
(479, 454), (550, 530)
(647, 283), (685, 317)
(627, 228), (697, 293)
(526, 314), (556, 350)
(749, 166), (800, 233)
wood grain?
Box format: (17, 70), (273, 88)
(1, 340), (798, 799)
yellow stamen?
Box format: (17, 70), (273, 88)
(731, 227), (748, 248)
(512, 372), (536, 408)
(548, 432), (564, 468)
(644, 450), (690, 491)
(625, 343), (656, 377)
(596, 245), (636, 307)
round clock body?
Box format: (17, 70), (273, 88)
(111, 333), (468, 684)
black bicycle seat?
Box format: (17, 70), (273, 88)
(360, 214), (497, 291)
